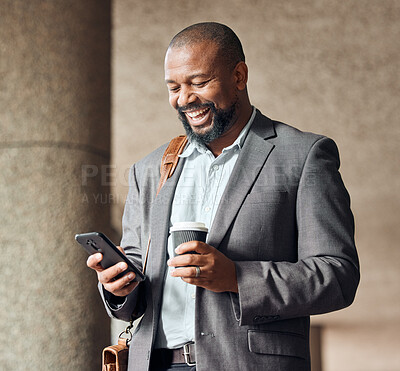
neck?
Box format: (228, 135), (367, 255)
(207, 104), (253, 157)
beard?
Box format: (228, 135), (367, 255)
(177, 100), (237, 145)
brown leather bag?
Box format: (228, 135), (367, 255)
(102, 338), (129, 371)
(101, 135), (187, 371)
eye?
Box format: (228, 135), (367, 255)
(168, 85), (180, 93)
(192, 79), (210, 88)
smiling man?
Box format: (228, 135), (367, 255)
(88, 22), (359, 371)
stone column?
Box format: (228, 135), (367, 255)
(0, 1), (111, 370)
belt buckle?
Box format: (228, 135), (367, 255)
(182, 342), (195, 366)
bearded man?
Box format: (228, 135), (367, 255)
(88, 22), (359, 371)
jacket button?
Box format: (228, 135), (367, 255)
(253, 316), (261, 322)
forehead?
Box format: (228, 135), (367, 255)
(164, 41), (221, 81)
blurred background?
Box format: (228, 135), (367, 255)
(1, 1), (399, 370)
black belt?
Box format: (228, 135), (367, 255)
(151, 342), (196, 367)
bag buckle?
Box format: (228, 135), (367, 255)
(183, 342), (196, 366)
(118, 318), (134, 345)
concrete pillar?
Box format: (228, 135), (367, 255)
(0, 1), (111, 370)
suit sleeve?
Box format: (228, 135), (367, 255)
(234, 137), (360, 326)
(98, 164), (146, 322)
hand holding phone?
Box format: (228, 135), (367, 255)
(77, 232), (145, 297)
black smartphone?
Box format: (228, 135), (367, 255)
(75, 232), (145, 282)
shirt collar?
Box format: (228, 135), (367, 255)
(179, 106), (256, 158)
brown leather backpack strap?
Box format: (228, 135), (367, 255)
(156, 135), (188, 195)
(142, 135), (187, 274)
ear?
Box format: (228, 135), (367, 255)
(233, 62), (248, 91)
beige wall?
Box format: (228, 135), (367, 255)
(112, 1), (400, 370)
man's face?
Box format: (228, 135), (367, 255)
(165, 41), (239, 144)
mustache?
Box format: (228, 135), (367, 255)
(177, 102), (215, 115)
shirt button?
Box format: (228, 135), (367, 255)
(213, 165), (219, 171)
(204, 206), (211, 212)
(191, 293), (196, 299)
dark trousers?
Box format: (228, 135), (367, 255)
(149, 348), (196, 371)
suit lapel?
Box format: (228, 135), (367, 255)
(207, 111), (276, 249)
(148, 158), (185, 278)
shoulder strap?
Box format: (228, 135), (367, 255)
(157, 135), (188, 195)
(142, 135), (187, 274)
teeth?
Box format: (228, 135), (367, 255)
(186, 108), (209, 119)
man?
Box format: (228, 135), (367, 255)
(88, 22), (359, 371)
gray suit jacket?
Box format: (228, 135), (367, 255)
(100, 110), (360, 371)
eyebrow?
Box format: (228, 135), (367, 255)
(165, 73), (210, 84)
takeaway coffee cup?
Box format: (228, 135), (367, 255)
(170, 222), (208, 256)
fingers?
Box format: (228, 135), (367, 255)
(175, 241), (211, 255)
(86, 246), (126, 272)
(86, 246), (138, 297)
(168, 242), (210, 280)
(169, 253), (206, 268)
(170, 265), (201, 278)
(168, 241), (238, 293)
(87, 253), (104, 271)
(102, 270), (138, 297)
(98, 262), (128, 282)
(168, 241), (211, 277)
(100, 263), (138, 297)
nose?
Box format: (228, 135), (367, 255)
(177, 85), (196, 108)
